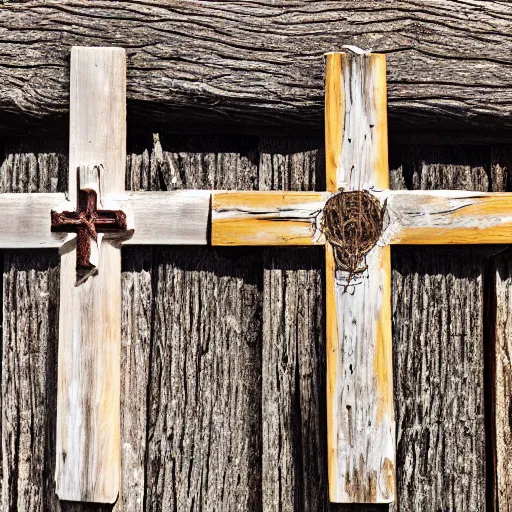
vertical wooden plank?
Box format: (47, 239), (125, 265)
(2, 251), (61, 511)
(55, 47), (126, 503)
(262, 249), (327, 511)
(494, 254), (512, 512)
(129, 136), (262, 511)
(0, 141), (63, 511)
(259, 138), (328, 511)
(119, 248), (153, 511)
(391, 145), (488, 511)
(144, 247), (262, 511)
(491, 146), (512, 511)
(325, 53), (395, 503)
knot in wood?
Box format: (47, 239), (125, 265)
(321, 190), (383, 279)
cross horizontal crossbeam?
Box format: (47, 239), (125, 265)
(5, 189), (512, 249)
(212, 190), (512, 246)
(0, 190), (209, 248)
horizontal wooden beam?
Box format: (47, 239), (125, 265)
(2, 1), (512, 134)
(213, 190), (512, 246)
(0, 193), (69, 248)
(385, 191), (512, 245)
(125, 191), (210, 245)
(211, 191), (327, 246)
(3, 188), (512, 249)
(0, 191), (210, 248)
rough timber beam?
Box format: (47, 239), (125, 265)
(1, 1), (512, 134)
(212, 190), (512, 246)
(324, 52), (395, 503)
(0, 191), (210, 248)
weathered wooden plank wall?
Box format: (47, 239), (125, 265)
(0, 135), (502, 511)
(391, 146), (489, 512)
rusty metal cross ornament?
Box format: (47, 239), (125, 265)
(51, 165), (127, 282)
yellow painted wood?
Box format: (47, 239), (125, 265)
(213, 190), (512, 247)
(325, 53), (343, 193)
(212, 191), (327, 246)
(386, 192), (512, 245)
(325, 52), (395, 503)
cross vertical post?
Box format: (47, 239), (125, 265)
(212, 52), (396, 503)
(55, 47), (126, 503)
(324, 53), (395, 502)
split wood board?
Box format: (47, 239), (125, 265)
(323, 52), (394, 502)
(0, 191), (210, 248)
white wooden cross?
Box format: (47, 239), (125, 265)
(0, 47), (210, 503)
(3, 47), (508, 504)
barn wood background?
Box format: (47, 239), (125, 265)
(1, 135), (507, 512)
(2, 1), (512, 511)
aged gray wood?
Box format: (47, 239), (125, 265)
(490, 147), (512, 512)
(259, 138), (328, 511)
(0, 135), (494, 511)
(0, 140), (127, 512)
(263, 248), (327, 511)
(391, 145), (488, 511)
(127, 136), (263, 511)
(2, 1), (512, 134)
(2, 251), (60, 512)
(143, 247), (263, 511)
(0, 142), (63, 512)
(119, 248), (152, 512)
(55, 47), (126, 503)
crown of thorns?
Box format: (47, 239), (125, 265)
(321, 190), (384, 281)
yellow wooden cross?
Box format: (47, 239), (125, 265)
(214, 52), (395, 502)
(213, 52), (512, 503)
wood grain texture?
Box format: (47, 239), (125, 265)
(55, 47), (126, 503)
(0, 193), (67, 248)
(493, 254), (512, 512)
(2, 251), (61, 512)
(391, 145), (488, 512)
(144, 247), (263, 511)
(213, 189), (512, 247)
(1, 127), (493, 511)
(258, 137), (331, 511)
(126, 135), (264, 512)
(393, 248), (486, 512)
(124, 191), (210, 245)
(384, 190), (512, 245)
(212, 191), (326, 246)
(2, 1), (512, 134)
(0, 146), (67, 193)
(0, 139), (130, 512)
(118, 248), (152, 511)
(6, 185), (512, 250)
(262, 248), (327, 511)
(325, 53), (395, 503)
(490, 147), (512, 512)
